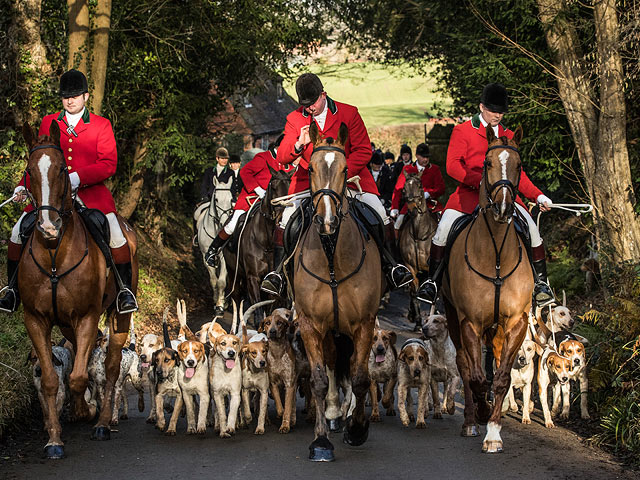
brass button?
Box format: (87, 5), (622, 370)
(68, 138), (73, 143)
(68, 156), (72, 161)
(67, 165), (72, 170)
(68, 148), (72, 152)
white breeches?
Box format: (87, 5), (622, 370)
(11, 211), (127, 249)
(223, 209), (246, 236)
(279, 190), (390, 229)
(432, 203), (542, 248)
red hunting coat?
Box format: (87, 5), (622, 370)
(391, 163), (445, 214)
(234, 149), (295, 211)
(277, 97), (378, 196)
(445, 114), (542, 214)
(21, 110), (118, 214)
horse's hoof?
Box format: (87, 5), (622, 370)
(482, 440), (504, 453)
(327, 418), (341, 432)
(309, 436), (335, 462)
(44, 444), (65, 459)
(461, 424), (480, 437)
(343, 416), (369, 446)
(91, 426), (111, 441)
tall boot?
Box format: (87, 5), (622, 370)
(205, 230), (230, 268)
(261, 226), (286, 296)
(0, 259), (20, 313)
(416, 243), (446, 306)
(531, 244), (555, 307)
(382, 223), (413, 289)
(111, 244), (138, 314)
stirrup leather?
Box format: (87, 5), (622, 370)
(116, 288), (139, 314)
(0, 286), (18, 313)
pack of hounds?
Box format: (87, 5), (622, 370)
(27, 293), (589, 436)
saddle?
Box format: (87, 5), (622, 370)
(225, 200), (262, 253)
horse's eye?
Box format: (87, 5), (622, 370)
(308, 166), (314, 173)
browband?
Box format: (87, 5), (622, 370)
(29, 144), (63, 155)
(312, 145), (346, 156)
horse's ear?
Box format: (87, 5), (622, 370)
(267, 163), (277, 176)
(309, 122), (319, 145)
(486, 124), (496, 144)
(337, 122), (348, 146)
(22, 122), (36, 150)
(512, 125), (523, 146)
(49, 121), (61, 148)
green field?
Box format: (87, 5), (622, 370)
(283, 62), (451, 128)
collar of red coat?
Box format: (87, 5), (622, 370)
(57, 109), (91, 124)
(471, 113), (505, 133)
(300, 96), (338, 118)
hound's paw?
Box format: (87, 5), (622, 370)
(254, 427), (265, 435)
(225, 427), (236, 436)
(220, 431), (231, 438)
(400, 415), (410, 427)
(156, 422), (166, 431)
(559, 411), (569, 420)
(120, 414), (128, 420)
(416, 421), (427, 429)
(164, 429), (176, 436)
(278, 424), (290, 434)
(545, 421), (555, 429)
(509, 405), (518, 413)
(446, 404), (456, 415)
(581, 412), (591, 420)
(187, 426), (196, 434)
(433, 411), (443, 420)
(521, 417), (531, 425)
(197, 426), (206, 435)
(386, 408), (396, 416)
(110, 419), (119, 426)
(408, 413), (415, 422)
(370, 413), (381, 423)
(528, 403), (535, 413)
(146, 416), (157, 424)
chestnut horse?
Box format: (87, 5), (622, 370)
(293, 122), (382, 461)
(20, 123), (138, 458)
(443, 125), (532, 453)
(398, 171), (438, 328)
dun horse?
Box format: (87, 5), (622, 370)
(293, 122), (381, 461)
(224, 167), (293, 324)
(398, 171), (438, 328)
(195, 175), (233, 315)
(20, 123), (138, 458)
(443, 126), (532, 453)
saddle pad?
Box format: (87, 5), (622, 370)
(283, 197), (312, 256)
(225, 201), (262, 253)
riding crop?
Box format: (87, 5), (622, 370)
(0, 194), (17, 209)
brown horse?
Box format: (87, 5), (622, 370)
(293, 122), (382, 461)
(443, 125), (532, 453)
(224, 168), (293, 323)
(20, 123), (138, 459)
(398, 171), (438, 328)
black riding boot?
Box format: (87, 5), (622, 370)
(115, 262), (138, 314)
(382, 224), (413, 289)
(261, 227), (286, 296)
(417, 243), (446, 306)
(532, 258), (555, 307)
(0, 260), (20, 313)
(205, 231), (229, 268)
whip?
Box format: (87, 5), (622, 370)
(0, 194), (17, 209)
(534, 202), (593, 229)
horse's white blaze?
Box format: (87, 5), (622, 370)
(324, 152), (335, 169)
(484, 421), (502, 443)
(499, 150), (509, 215)
(323, 195), (332, 223)
(38, 154), (53, 226)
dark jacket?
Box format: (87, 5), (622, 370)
(200, 165), (235, 201)
(369, 164), (395, 210)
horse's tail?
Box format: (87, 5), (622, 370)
(128, 314), (136, 351)
(162, 307), (172, 348)
(240, 300), (275, 335)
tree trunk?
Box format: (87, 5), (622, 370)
(536, 0), (640, 265)
(90, 0), (112, 115)
(67, 0), (90, 73)
(9, 0), (52, 126)
(118, 134), (150, 220)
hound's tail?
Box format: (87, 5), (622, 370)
(176, 298), (196, 341)
(128, 314), (136, 351)
(162, 307), (172, 348)
(240, 300), (275, 335)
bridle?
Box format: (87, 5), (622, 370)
(403, 176), (427, 215)
(308, 145), (349, 234)
(482, 144), (521, 214)
(25, 144), (73, 220)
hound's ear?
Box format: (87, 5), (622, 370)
(398, 350), (406, 363)
(151, 351), (158, 366)
(171, 350), (180, 362)
(534, 342), (544, 356)
(337, 122), (348, 146)
(49, 120), (61, 148)
(309, 122), (319, 145)
(389, 331), (397, 346)
(257, 321), (265, 333)
(486, 123), (496, 144)
(240, 345), (248, 357)
(512, 125), (523, 146)
(23, 122), (37, 151)
(52, 352), (63, 367)
(547, 357), (555, 370)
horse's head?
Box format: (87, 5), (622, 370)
(308, 121), (348, 236)
(481, 125), (523, 223)
(263, 165), (294, 221)
(23, 122), (73, 241)
(402, 170), (426, 214)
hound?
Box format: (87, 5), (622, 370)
(210, 332), (243, 438)
(289, 309), (314, 422)
(502, 337), (542, 424)
(397, 338), (431, 428)
(368, 326), (398, 422)
(557, 338), (590, 420)
(111, 319), (145, 425)
(537, 349), (574, 428)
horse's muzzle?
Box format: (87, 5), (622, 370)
(37, 217), (62, 240)
(313, 213), (339, 236)
(491, 202), (514, 223)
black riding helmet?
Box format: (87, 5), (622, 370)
(296, 73), (323, 107)
(59, 69), (89, 98)
(480, 83), (508, 113)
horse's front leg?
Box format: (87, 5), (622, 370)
(483, 312), (527, 454)
(460, 319), (491, 424)
(93, 320), (127, 440)
(300, 317), (332, 461)
(344, 322), (373, 446)
(24, 315), (64, 458)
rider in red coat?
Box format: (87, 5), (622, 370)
(390, 143), (445, 231)
(0, 70), (137, 314)
(204, 136), (295, 267)
(260, 73), (413, 296)
(416, 83), (555, 308)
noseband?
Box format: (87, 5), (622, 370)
(483, 144), (522, 211)
(309, 145), (348, 234)
(404, 177), (426, 215)
(26, 144), (73, 219)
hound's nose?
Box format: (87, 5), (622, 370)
(295, 330), (301, 339)
(376, 345), (385, 354)
(574, 358), (581, 366)
(413, 369), (421, 377)
(561, 376), (568, 383)
(269, 329), (278, 339)
(569, 319), (575, 328)
(228, 350), (236, 358)
(259, 360), (266, 367)
(140, 354), (147, 362)
(518, 356), (526, 365)
(187, 359), (195, 367)
(35, 366), (42, 377)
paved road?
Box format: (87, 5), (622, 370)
(0, 292), (634, 479)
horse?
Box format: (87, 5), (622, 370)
(397, 170), (438, 329)
(20, 122), (138, 459)
(442, 125), (532, 453)
(293, 122), (382, 462)
(195, 175), (233, 315)
(224, 166), (293, 325)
